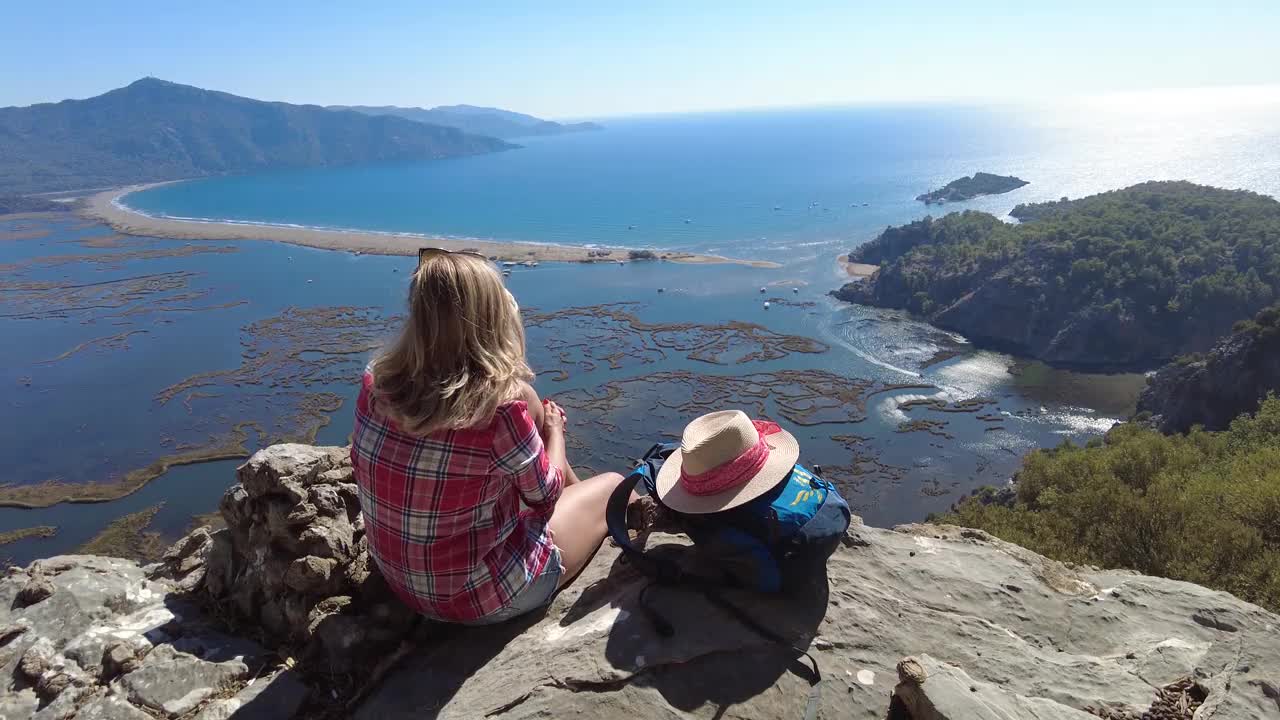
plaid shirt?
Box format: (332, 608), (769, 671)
(352, 371), (563, 622)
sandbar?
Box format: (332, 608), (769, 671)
(81, 184), (780, 268)
(837, 254), (879, 279)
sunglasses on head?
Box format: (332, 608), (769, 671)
(418, 247), (488, 265)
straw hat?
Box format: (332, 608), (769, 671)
(655, 410), (799, 514)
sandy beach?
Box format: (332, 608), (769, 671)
(838, 254), (879, 279)
(80, 184), (779, 268)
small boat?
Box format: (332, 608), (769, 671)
(684, 218), (692, 224)
(773, 205), (781, 210)
(793, 287), (799, 294)
(306, 279), (313, 283)
(759, 287), (767, 293)
(501, 261), (517, 267)
(862, 203), (869, 207)
(763, 302), (771, 309)
(523, 261), (538, 267)
(658, 288), (665, 293)
(628, 225), (635, 230)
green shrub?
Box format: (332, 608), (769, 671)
(940, 396), (1280, 612)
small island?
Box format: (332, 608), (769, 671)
(916, 172), (1028, 204)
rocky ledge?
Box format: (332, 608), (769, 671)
(2, 444), (1278, 719)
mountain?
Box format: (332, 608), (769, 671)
(1136, 304), (1280, 433)
(0, 78), (517, 194)
(330, 103), (602, 139)
(834, 182), (1280, 370)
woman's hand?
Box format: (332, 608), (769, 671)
(541, 399), (567, 435)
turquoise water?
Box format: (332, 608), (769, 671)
(4, 92), (1280, 565)
(127, 95), (1280, 265)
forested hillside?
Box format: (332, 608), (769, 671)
(941, 396), (1280, 612)
(835, 182), (1280, 369)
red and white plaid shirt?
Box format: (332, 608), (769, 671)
(351, 371), (563, 623)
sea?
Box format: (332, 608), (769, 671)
(4, 87), (1280, 565)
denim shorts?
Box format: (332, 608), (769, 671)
(459, 546), (563, 626)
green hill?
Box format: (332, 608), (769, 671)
(939, 396), (1280, 613)
(0, 78), (517, 194)
(835, 181), (1280, 370)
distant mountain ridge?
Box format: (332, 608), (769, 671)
(330, 103), (602, 139)
(0, 78), (517, 194)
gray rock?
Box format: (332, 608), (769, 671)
(356, 521), (1280, 720)
(102, 640), (145, 679)
(19, 635), (55, 679)
(16, 573), (55, 607)
(284, 556), (339, 594)
(73, 691), (156, 720)
(0, 687), (40, 719)
(30, 685), (95, 720)
(893, 654), (1096, 719)
(120, 644), (250, 717)
(192, 668), (308, 720)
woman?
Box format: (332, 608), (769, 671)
(351, 250), (625, 625)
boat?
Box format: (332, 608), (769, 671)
(763, 302), (771, 309)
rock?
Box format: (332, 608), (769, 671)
(0, 687), (40, 719)
(308, 483), (345, 517)
(30, 683), (95, 719)
(18, 635), (55, 679)
(237, 443), (350, 499)
(0, 554), (269, 720)
(193, 668), (308, 720)
(897, 656), (927, 685)
(120, 644), (250, 717)
(0, 623), (27, 647)
(73, 691), (156, 720)
(284, 556), (339, 594)
(203, 529), (236, 598)
(102, 640), (145, 679)
(16, 572), (55, 607)
(892, 654), (1096, 719)
(356, 520), (1280, 720)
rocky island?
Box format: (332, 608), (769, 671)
(916, 172), (1028, 204)
(835, 181), (1280, 370)
(2, 444), (1277, 719)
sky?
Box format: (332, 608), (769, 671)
(2, 1), (1278, 119)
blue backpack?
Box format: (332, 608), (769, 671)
(605, 442), (850, 720)
(606, 441), (851, 596)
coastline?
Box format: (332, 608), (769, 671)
(837, 254), (878, 279)
(80, 183), (780, 268)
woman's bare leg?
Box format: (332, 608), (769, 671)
(548, 471), (625, 589)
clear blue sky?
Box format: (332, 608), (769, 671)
(3, 1), (1277, 118)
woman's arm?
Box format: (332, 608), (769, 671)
(519, 382), (547, 435)
(520, 383), (580, 486)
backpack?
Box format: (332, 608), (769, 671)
(605, 441), (851, 596)
(604, 442), (852, 720)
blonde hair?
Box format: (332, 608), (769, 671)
(371, 253), (533, 434)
